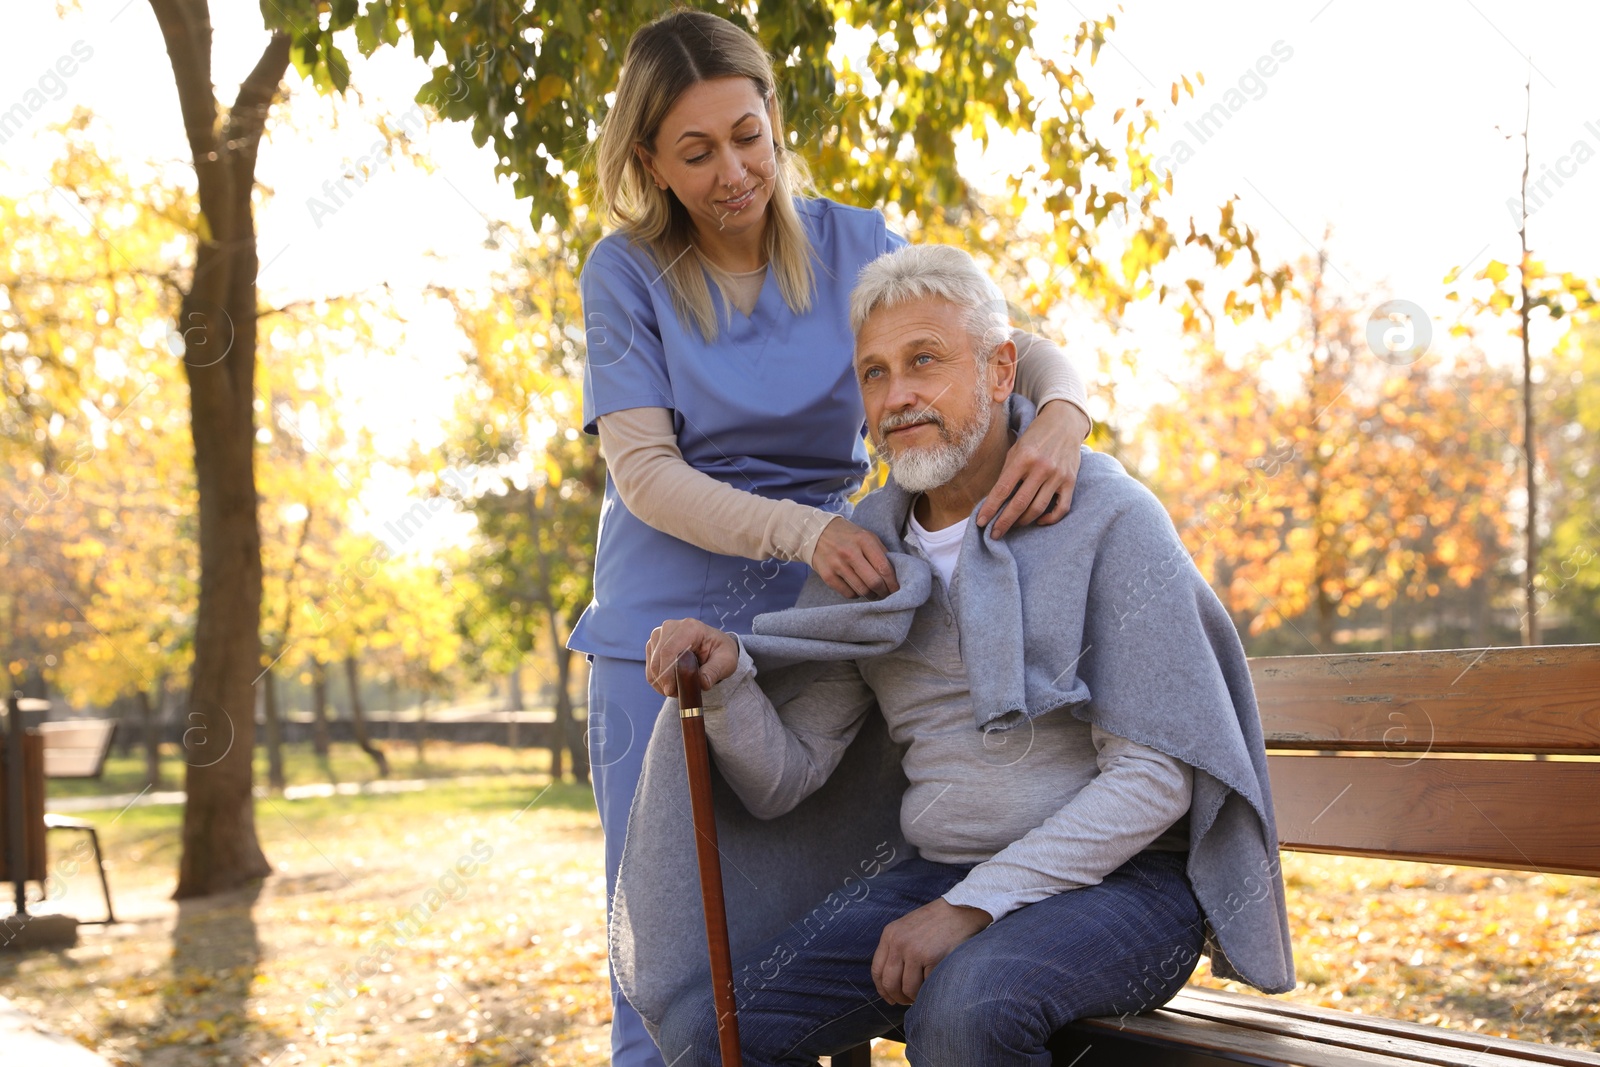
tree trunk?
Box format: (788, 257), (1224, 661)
(547, 609), (588, 785)
(115, 694), (136, 759)
(344, 654), (388, 778)
(139, 677), (166, 790)
(261, 669), (286, 792)
(545, 677), (564, 782)
(259, 506), (313, 789)
(1520, 194), (1539, 646)
(506, 668), (522, 750)
(524, 489), (571, 781)
(415, 697), (427, 767)
(153, 3), (288, 899)
(1471, 521), (1494, 647)
(562, 649), (588, 785)
(309, 660), (331, 758)
(1505, 73), (1540, 646)
(1306, 249), (1336, 651)
(331, 666), (348, 719)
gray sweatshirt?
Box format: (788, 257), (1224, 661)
(703, 552), (1192, 923)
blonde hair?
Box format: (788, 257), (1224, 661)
(595, 10), (815, 341)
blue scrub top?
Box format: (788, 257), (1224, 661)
(569, 196), (907, 660)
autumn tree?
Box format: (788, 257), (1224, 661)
(278, 2), (1287, 333)
(0, 116), (183, 698)
(279, 498), (466, 780)
(135, 0), (298, 896)
(256, 292), (467, 782)
(303, 533), (434, 781)
(34, 13), (392, 892)
(1143, 253), (1520, 651)
(1536, 321), (1600, 641)
(2, 117), (191, 792)
(1446, 252), (1599, 644)
(1445, 77), (1600, 644)
(53, 393), (198, 790)
(432, 226), (603, 783)
(253, 297), (380, 789)
(0, 117), (206, 787)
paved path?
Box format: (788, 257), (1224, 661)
(0, 996), (112, 1065)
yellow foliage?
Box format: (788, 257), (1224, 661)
(1138, 253), (1519, 645)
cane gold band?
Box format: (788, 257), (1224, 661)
(680, 706), (704, 719)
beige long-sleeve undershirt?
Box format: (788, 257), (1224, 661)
(595, 331), (1090, 566)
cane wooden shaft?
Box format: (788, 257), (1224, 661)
(677, 651), (741, 1065)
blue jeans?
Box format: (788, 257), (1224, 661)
(658, 849), (1205, 1067)
(587, 655), (670, 1067)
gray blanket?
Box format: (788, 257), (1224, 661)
(611, 397), (1295, 1037)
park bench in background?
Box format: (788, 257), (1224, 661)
(2, 706), (118, 927)
(37, 719), (119, 780)
(834, 643), (1600, 1067)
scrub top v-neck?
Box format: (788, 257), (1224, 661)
(571, 196), (907, 660)
(708, 263), (767, 317)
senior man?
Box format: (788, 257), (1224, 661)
(615, 244), (1293, 1067)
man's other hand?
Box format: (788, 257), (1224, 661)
(645, 618), (740, 699)
(870, 898), (994, 1005)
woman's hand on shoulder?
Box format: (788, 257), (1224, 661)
(977, 399), (1091, 538)
(809, 516), (899, 600)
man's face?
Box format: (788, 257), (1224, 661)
(854, 297), (1011, 492)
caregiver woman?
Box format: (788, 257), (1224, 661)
(569, 10), (1092, 1066)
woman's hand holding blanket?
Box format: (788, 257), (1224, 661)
(977, 399), (1091, 538)
(809, 516), (901, 600)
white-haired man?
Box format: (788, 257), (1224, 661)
(632, 244), (1292, 1066)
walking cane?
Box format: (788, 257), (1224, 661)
(676, 648), (743, 1065)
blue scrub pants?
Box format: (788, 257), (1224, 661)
(657, 850), (1205, 1067)
(587, 654), (671, 1067)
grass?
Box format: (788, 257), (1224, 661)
(5, 745), (1598, 1064)
(55, 775), (599, 884)
(9, 764), (610, 1067)
(1205, 854), (1600, 1045)
(46, 740), (564, 799)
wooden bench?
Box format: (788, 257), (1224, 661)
(2, 707), (118, 926)
(36, 719), (119, 780)
(833, 643), (1600, 1066)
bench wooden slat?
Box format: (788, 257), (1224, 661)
(36, 720), (117, 779)
(1149, 998), (1481, 1067)
(1048, 1024), (1293, 1067)
(1060, 1005), (1519, 1067)
(1269, 754), (1600, 876)
(1168, 989), (1600, 1066)
(1251, 645), (1600, 754)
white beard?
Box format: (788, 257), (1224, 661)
(884, 384), (995, 492)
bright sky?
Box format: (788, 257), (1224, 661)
(1057, 0), (1600, 384)
(5, 0), (1598, 545)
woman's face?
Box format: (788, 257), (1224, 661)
(637, 75), (779, 248)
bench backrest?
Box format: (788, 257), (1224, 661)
(36, 719), (118, 779)
(1252, 644), (1600, 877)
